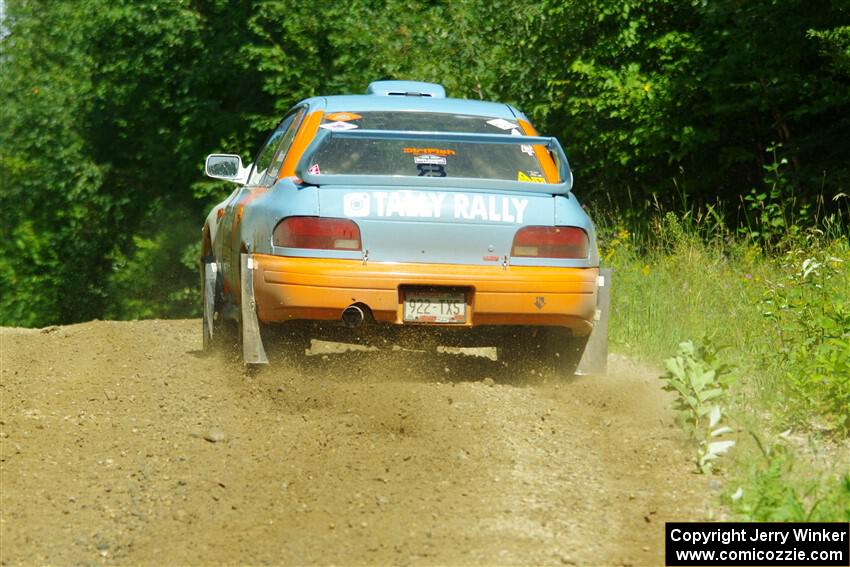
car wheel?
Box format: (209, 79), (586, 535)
(259, 323), (311, 366)
(496, 329), (538, 371)
(540, 327), (589, 378)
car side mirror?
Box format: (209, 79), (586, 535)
(205, 154), (249, 184)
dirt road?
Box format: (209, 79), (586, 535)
(1, 320), (712, 565)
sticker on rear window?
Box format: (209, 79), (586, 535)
(308, 164), (321, 175)
(487, 118), (519, 130)
(518, 171), (545, 183)
(319, 121), (359, 131)
(324, 112), (361, 122)
(413, 154), (447, 165)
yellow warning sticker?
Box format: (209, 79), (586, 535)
(325, 112), (362, 122)
(518, 171), (545, 183)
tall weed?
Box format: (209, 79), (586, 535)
(660, 339), (736, 473)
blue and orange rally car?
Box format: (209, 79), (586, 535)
(201, 81), (610, 375)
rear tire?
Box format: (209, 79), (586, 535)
(497, 327), (587, 377)
(540, 327), (589, 378)
(497, 329), (536, 371)
(260, 323), (311, 366)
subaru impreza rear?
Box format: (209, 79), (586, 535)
(201, 81), (609, 375)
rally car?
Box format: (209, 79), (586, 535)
(201, 80), (610, 375)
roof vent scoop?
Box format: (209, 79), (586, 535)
(366, 80), (446, 98)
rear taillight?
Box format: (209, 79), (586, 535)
(273, 217), (362, 250)
(511, 226), (589, 259)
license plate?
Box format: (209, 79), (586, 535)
(403, 290), (467, 324)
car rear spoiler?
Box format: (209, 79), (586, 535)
(295, 129), (574, 195)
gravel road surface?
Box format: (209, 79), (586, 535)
(0, 320), (712, 565)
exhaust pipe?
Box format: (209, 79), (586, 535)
(342, 305), (366, 327)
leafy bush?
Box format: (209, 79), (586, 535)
(729, 437), (850, 522)
(661, 339), (736, 473)
(761, 240), (850, 434)
(104, 209), (201, 321)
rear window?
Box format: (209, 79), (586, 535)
(308, 111), (552, 183)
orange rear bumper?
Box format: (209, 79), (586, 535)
(252, 254), (599, 334)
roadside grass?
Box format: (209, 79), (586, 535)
(593, 201), (850, 521)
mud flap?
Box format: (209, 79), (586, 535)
(240, 253), (269, 365)
(202, 262), (217, 350)
(576, 268), (611, 376)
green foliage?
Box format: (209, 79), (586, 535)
(660, 339), (736, 473)
(661, 340), (731, 434)
(729, 438), (850, 522)
(740, 145), (795, 250)
(808, 25), (850, 76)
(599, 203), (847, 518)
(1, 0), (848, 329)
(599, 209), (766, 362)
(602, 199), (849, 435)
(513, 0), (850, 206)
(0, 1), (109, 325)
(528, 0), (702, 198)
(0, 0), (269, 325)
(104, 208), (201, 321)
(761, 240), (850, 434)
